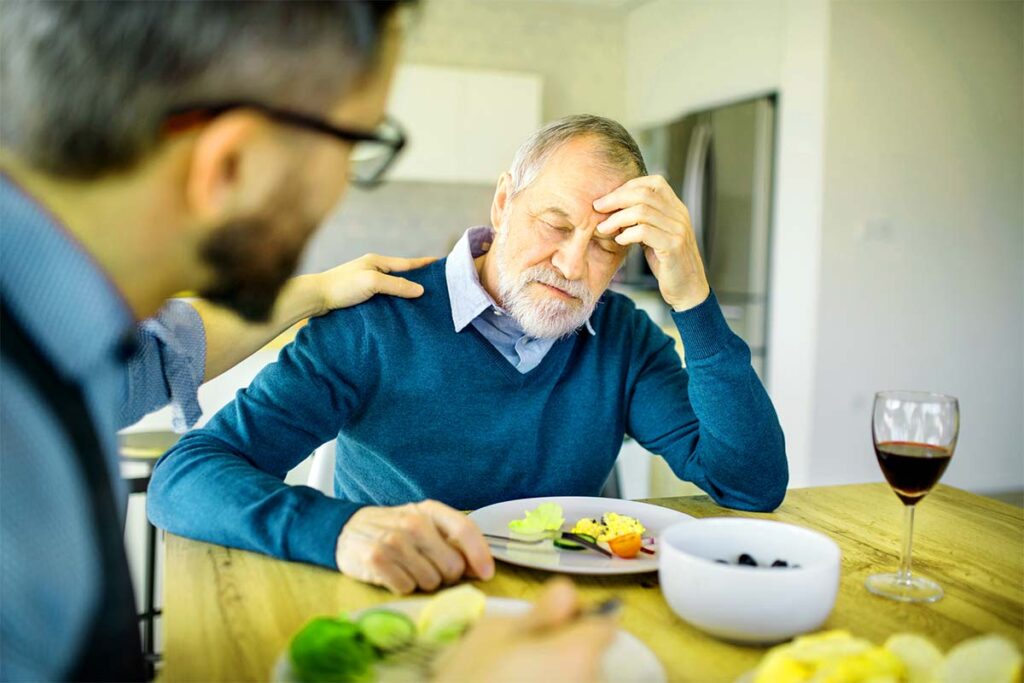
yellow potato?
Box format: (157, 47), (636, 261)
(884, 633), (943, 683)
(785, 630), (876, 665)
(751, 630), (1022, 683)
(752, 631), (882, 682)
(935, 634), (1022, 683)
(752, 648), (810, 683)
(416, 584), (486, 643)
(817, 646), (905, 682)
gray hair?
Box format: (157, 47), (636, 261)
(0, 0), (408, 178)
(507, 114), (647, 198)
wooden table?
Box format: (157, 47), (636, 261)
(162, 484), (1023, 682)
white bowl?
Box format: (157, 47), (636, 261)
(658, 518), (841, 644)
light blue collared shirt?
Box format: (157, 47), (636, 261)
(121, 300), (205, 432)
(444, 226), (594, 374)
(0, 175), (206, 680)
(1, 175), (135, 679)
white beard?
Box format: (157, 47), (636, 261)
(495, 233), (598, 340)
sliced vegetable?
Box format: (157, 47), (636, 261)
(508, 503), (564, 540)
(554, 533), (596, 551)
(608, 533), (642, 559)
(289, 616), (377, 683)
(356, 609), (416, 653)
(554, 537), (586, 551)
(417, 584), (487, 643)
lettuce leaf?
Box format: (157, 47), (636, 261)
(508, 502), (565, 536)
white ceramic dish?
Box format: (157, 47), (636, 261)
(658, 518), (841, 644)
(273, 597), (666, 683)
(469, 496), (694, 575)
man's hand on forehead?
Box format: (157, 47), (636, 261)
(591, 175), (711, 312)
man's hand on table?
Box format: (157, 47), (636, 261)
(434, 578), (617, 683)
(594, 175), (711, 312)
(335, 500), (495, 594)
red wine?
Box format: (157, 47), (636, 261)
(875, 441), (952, 505)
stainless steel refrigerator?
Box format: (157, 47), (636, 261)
(626, 95), (776, 384)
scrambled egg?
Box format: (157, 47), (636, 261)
(571, 512), (645, 542)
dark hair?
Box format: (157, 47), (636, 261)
(0, 0), (407, 178)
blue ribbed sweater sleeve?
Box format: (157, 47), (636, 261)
(146, 308), (371, 569)
(625, 292), (788, 511)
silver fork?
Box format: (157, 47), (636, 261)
(485, 532), (613, 558)
(482, 533), (550, 545)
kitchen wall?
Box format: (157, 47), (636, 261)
(627, 0), (1024, 495)
(299, 182), (495, 274)
(400, 0), (626, 123)
(625, 0), (786, 127)
(810, 0), (1024, 492)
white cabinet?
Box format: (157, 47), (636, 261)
(388, 64), (542, 184)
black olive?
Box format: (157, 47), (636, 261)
(737, 553), (758, 567)
(714, 559), (728, 564)
(771, 559), (789, 568)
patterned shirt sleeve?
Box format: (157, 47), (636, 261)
(118, 300), (206, 431)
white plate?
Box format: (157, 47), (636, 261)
(274, 597), (665, 683)
(469, 496), (694, 575)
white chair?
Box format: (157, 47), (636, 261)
(306, 442), (336, 497)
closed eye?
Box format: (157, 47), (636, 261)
(543, 220), (573, 234)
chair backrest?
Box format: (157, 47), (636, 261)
(305, 442), (624, 500)
(306, 442), (336, 497)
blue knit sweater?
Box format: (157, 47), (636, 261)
(148, 261), (787, 569)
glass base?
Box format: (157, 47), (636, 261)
(865, 572), (943, 603)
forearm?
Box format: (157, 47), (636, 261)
(147, 430), (362, 568)
(191, 274), (324, 382)
(629, 294), (787, 510)
(669, 297), (787, 509)
(676, 354), (787, 510)
(147, 310), (371, 566)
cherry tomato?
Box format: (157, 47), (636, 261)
(608, 533), (642, 559)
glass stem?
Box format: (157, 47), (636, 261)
(898, 504), (915, 583)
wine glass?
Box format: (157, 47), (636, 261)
(866, 390), (959, 603)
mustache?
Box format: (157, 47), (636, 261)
(517, 266), (593, 303)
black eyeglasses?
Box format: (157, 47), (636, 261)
(164, 101), (406, 188)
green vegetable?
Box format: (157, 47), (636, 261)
(289, 616), (378, 683)
(553, 537), (586, 551)
(356, 610), (416, 653)
(507, 502), (564, 540)
(554, 533), (597, 551)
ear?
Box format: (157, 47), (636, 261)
(184, 111), (268, 224)
(490, 172), (512, 231)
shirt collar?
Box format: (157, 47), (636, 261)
(445, 226), (500, 333)
(0, 173), (135, 380)
(444, 226), (595, 336)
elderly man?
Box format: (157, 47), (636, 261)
(149, 114), (788, 595)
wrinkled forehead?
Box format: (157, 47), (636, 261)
(517, 139), (637, 227)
